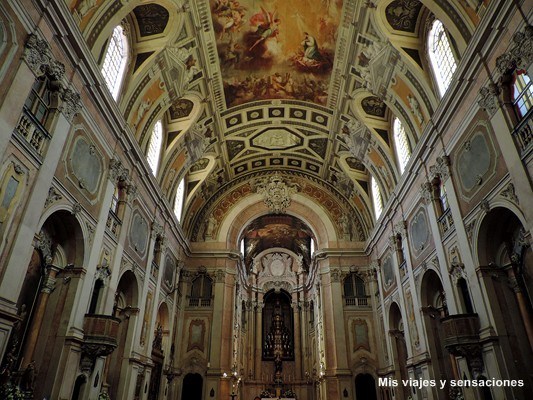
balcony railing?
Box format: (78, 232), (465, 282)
(188, 296), (212, 307)
(14, 107), (52, 158)
(344, 296), (371, 307)
(437, 208), (454, 237)
(512, 109), (533, 156)
(151, 260), (159, 280)
(106, 209), (122, 238)
(83, 314), (121, 351)
(440, 313), (480, 351)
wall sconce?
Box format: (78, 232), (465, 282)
(343, 388), (348, 397)
(210, 388), (215, 397)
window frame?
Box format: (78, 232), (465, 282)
(147, 120), (163, 176)
(512, 71), (533, 119)
(427, 19), (457, 97)
(371, 175), (383, 220)
(101, 25), (129, 100)
(393, 117), (411, 174)
(174, 178), (186, 223)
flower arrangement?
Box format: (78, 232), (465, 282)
(98, 391), (111, 400)
(259, 388), (275, 398)
(283, 388), (297, 397)
(0, 382), (24, 400)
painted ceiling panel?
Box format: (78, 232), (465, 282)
(210, 0), (344, 107)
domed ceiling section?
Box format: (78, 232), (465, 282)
(241, 215), (315, 270)
(210, 0), (344, 107)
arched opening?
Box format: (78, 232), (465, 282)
(181, 373), (203, 400)
(420, 270), (453, 399)
(149, 303), (169, 400)
(101, 25), (128, 100)
(477, 207), (533, 393)
(427, 19), (457, 97)
(5, 210), (85, 398)
(388, 302), (408, 400)
(107, 270), (139, 400)
(457, 277), (474, 314)
(355, 373), (377, 400)
(262, 290), (294, 361)
(71, 374), (87, 400)
(88, 279), (104, 314)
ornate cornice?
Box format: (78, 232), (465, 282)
(23, 34), (65, 81)
(495, 25), (533, 76)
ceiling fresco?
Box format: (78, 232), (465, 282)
(210, 0), (344, 107)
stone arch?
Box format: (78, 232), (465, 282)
(107, 269), (140, 399)
(355, 372), (378, 400)
(219, 192), (338, 250)
(419, 269), (453, 398)
(475, 206), (533, 395)
(388, 301), (409, 399)
(180, 372), (203, 400)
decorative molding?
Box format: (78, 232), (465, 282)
(429, 155), (451, 181)
(253, 173), (298, 213)
(420, 182), (433, 203)
(477, 83), (500, 116)
(500, 182), (519, 205)
(23, 33), (65, 81)
(330, 268), (341, 282)
(495, 25), (533, 76)
(71, 202), (82, 215)
(36, 230), (54, 265)
(480, 199), (490, 213)
(44, 186), (63, 208)
(151, 222), (164, 239)
(59, 86), (82, 122)
(108, 158), (129, 183)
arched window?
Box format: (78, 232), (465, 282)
(344, 273), (366, 297)
(147, 120), (163, 175)
(513, 72), (533, 118)
(174, 178), (185, 222)
(393, 117), (411, 174)
(371, 176), (383, 219)
(189, 273), (213, 306)
(428, 19), (457, 96)
(101, 25), (128, 100)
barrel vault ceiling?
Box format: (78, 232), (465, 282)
(75, 0), (477, 242)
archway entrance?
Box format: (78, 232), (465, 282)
(181, 373), (203, 400)
(355, 373), (377, 400)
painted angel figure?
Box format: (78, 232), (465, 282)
(249, 7), (280, 51)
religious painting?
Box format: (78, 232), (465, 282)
(187, 319), (206, 352)
(381, 254), (395, 290)
(210, 0), (344, 107)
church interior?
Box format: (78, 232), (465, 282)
(0, 0), (532, 399)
